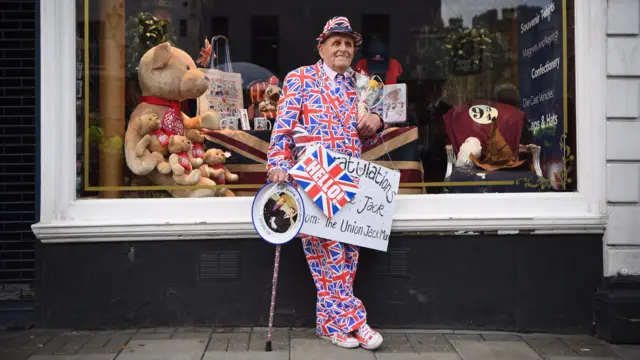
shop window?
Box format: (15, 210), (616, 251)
(73, 0), (579, 202)
(32, 0), (607, 240)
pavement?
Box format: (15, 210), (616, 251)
(0, 327), (638, 360)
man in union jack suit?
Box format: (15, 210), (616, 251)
(267, 16), (385, 350)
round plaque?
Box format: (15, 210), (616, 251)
(252, 182), (305, 245)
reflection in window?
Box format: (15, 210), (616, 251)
(75, 0), (576, 200)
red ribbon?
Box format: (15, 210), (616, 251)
(176, 151), (192, 172)
(192, 143), (204, 158)
(139, 96), (185, 145)
(212, 164), (226, 184)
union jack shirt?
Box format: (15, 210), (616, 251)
(267, 60), (384, 175)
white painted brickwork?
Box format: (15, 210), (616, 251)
(605, 0), (640, 276)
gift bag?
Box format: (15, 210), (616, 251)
(196, 35), (244, 117)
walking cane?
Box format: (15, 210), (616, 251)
(252, 181), (304, 352)
(265, 244), (282, 351)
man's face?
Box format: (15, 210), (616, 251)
(318, 34), (355, 74)
(277, 196), (286, 206)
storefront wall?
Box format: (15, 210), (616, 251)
(593, 0), (640, 343)
(604, 0), (640, 279)
(32, 0), (633, 335)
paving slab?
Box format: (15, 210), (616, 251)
(202, 352), (289, 360)
(1, 331), (36, 349)
(291, 338), (376, 360)
(1, 349), (36, 360)
(29, 355), (116, 360)
(214, 327), (252, 333)
(155, 328), (175, 334)
(375, 354), (462, 360)
(83, 332), (115, 348)
(114, 330), (137, 335)
(291, 328), (317, 339)
(445, 334), (483, 342)
(115, 339), (207, 360)
(545, 357), (622, 360)
(130, 333), (172, 341)
(609, 344), (640, 360)
(205, 332), (251, 352)
(522, 336), (578, 357)
(560, 338), (620, 358)
(170, 332), (210, 340)
(481, 334), (522, 342)
(54, 334), (93, 355)
(77, 334), (131, 355)
(248, 328), (289, 351)
(174, 327), (212, 335)
(407, 334), (456, 354)
(376, 332), (414, 353)
(450, 340), (544, 360)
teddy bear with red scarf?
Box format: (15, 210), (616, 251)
(124, 42), (228, 197)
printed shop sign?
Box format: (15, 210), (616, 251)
(289, 145), (400, 252)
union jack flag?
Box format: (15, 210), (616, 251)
(289, 145), (359, 219)
(196, 38), (215, 68)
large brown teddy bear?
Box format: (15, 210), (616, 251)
(124, 42), (221, 197)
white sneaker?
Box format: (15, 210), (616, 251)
(354, 324), (383, 350)
(318, 332), (360, 348)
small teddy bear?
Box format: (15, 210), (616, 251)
(167, 135), (201, 185)
(134, 113), (162, 157)
(199, 149), (239, 185)
(455, 137), (482, 168)
(198, 148), (239, 197)
(185, 129), (205, 168)
(258, 77), (281, 113)
(134, 113), (173, 174)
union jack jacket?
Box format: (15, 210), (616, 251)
(267, 60), (384, 174)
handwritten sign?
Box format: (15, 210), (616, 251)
(294, 146), (400, 252)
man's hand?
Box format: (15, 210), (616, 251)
(357, 113), (383, 138)
(268, 169), (289, 184)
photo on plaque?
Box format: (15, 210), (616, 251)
(252, 182), (305, 245)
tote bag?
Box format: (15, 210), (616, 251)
(197, 35), (244, 117)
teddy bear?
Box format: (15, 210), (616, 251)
(124, 42), (221, 197)
(167, 135), (201, 185)
(455, 137), (482, 168)
(199, 148), (239, 197)
(185, 129), (205, 168)
(133, 113), (173, 174)
(258, 78), (281, 113)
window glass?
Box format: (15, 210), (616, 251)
(75, 0), (576, 200)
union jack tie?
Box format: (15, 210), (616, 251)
(335, 74), (345, 100)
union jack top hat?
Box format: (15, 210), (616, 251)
(316, 16), (362, 47)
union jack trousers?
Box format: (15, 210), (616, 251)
(302, 235), (367, 336)
(267, 60), (385, 336)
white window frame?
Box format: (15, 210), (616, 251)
(32, 0), (608, 243)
